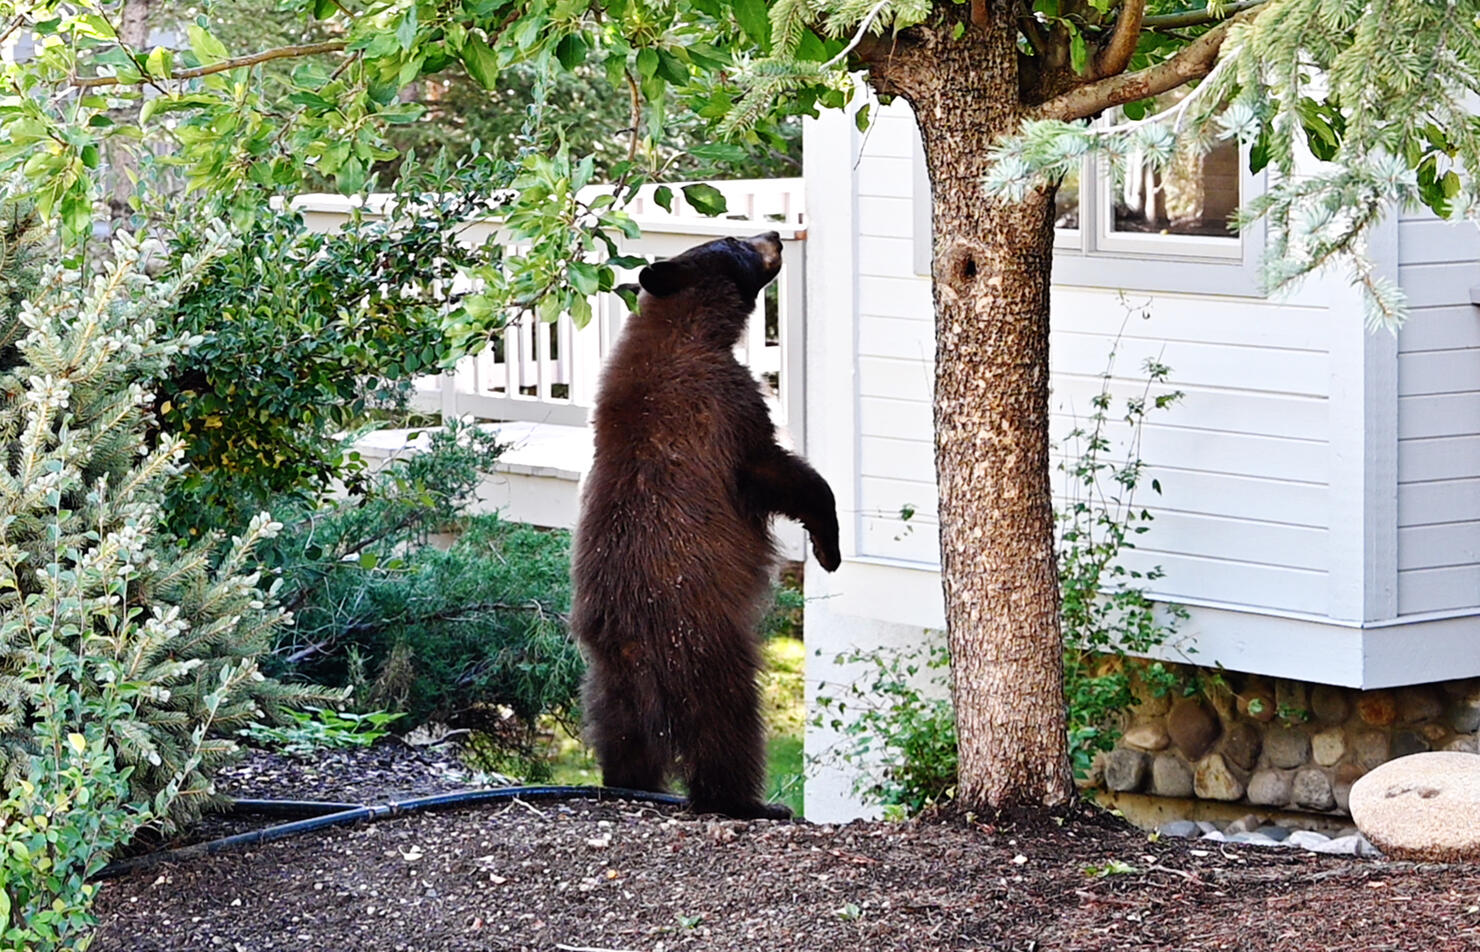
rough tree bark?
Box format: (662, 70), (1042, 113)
(862, 5), (1076, 810)
(106, 0), (152, 224)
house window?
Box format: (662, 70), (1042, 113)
(912, 101), (1267, 296)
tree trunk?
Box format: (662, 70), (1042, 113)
(107, 0), (152, 225)
(864, 9), (1075, 810)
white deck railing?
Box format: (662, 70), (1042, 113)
(293, 179), (807, 447)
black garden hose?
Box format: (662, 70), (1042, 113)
(97, 785), (688, 881)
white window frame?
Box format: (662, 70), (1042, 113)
(911, 133), (1268, 297)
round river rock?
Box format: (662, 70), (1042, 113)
(1349, 751), (1480, 861)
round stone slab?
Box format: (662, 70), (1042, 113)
(1349, 751), (1480, 861)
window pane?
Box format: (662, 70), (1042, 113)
(1055, 164), (1081, 230)
(1111, 97), (1239, 238)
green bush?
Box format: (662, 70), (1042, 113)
(156, 154), (502, 539)
(813, 642), (957, 816)
(1057, 325), (1187, 779)
(263, 426), (582, 750)
(0, 217), (327, 947)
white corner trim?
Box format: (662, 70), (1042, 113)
(1325, 210), (1400, 624)
(802, 111), (864, 561)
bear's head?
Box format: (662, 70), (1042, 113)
(637, 232), (783, 307)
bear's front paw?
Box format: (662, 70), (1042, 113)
(812, 536), (841, 573)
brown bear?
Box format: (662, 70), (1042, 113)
(571, 232), (840, 819)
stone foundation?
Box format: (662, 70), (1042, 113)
(1089, 664), (1480, 816)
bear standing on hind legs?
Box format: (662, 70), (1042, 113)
(571, 232), (840, 820)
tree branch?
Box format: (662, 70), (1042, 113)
(625, 68), (642, 165)
(73, 40), (348, 88)
(0, 15), (25, 47)
(1035, 13), (1249, 121)
(1018, 7), (1051, 58)
(1091, 0), (1147, 79)
(1144, 0), (1267, 31)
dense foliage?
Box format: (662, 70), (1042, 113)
(156, 154), (502, 538)
(0, 209), (327, 947)
(262, 424), (582, 745)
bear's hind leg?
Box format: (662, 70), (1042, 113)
(679, 659), (791, 820)
(584, 667), (668, 793)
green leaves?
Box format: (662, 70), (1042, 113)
(732, 0), (774, 51)
(185, 24), (229, 66)
(460, 34), (500, 89)
(681, 182), (729, 215)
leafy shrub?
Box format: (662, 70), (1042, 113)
(760, 571), (806, 641)
(1057, 321), (1187, 778)
(0, 221), (327, 947)
(156, 154), (502, 539)
(813, 642), (957, 816)
(264, 426), (582, 750)
(238, 708), (404, 758)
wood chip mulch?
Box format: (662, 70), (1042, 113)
(92, 745), (1480, 951)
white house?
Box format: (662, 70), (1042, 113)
(800, 101), (1480, 821)
(305, 99), (1480, 823)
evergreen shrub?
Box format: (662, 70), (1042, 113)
(0, 208), (325, 947)
(266, 425), (582, 749)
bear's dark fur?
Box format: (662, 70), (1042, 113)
(571, 232), (840, 819)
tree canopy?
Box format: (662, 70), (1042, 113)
(3, 0), (1477, 328)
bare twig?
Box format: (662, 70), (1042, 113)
(1034, 12), (1251, 121)
(1092, 0), (1147, 78)
(329, 50), (363, 82)
(73, 40), (348, 88)
(1144, 0), (1267, 31)
(0, 15), (25, 46)
(511, 797), (549, 819)
(624, 68), (642, 166)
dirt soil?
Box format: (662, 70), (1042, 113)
(94, 745), (1480, 952)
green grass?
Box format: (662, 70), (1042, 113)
(762, 636), (806, 815)
(522, 635), (808, 814)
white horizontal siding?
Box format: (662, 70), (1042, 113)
(1052, 331), (1329, 396)
(860, 275), (933, 319)
(880, 463), (1335, 531)
(1395, 216), (1480, 615)
(856, 155), (913, 200)
(1398, 435), (1480, 483)
(840, 101), (1394, 618)
(1397, 348), (1480, 395)
(1399, 477), (1480, 526)
(1398, 522), (1480, 570)
(1050, 416), (1328, 484)
(1397, 307), (1480, 353)
(858, 235), (919, 278)
(856, 507), (1329, 574)
(1398, 566), (1480, 614)
(1398, 218), (1480, 266)
(1051, 378), (1329, 442)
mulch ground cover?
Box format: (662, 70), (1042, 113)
(93, 744), (1480, 952)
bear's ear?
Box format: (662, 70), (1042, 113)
(638, 259), (687, 298)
